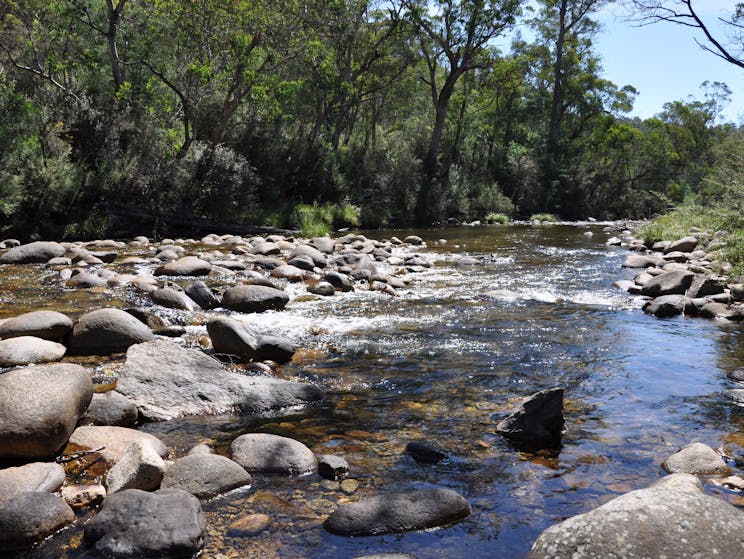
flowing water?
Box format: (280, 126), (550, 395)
(10, 224), (744, 558)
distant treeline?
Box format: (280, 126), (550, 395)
(0, 0), (741, 238)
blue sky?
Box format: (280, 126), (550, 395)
(595, 2), (744, 123)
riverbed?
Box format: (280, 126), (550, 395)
(10, 223), (744, 558)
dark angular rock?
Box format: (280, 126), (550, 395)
(206, 317), (258, 361)
(405, 441), (448, 464)
(222, 284), (289, 313)
(0, 492), (74, 550)
(642, 295), (689, 317)
(323, 488), (470, 536)
(496, 388), (564, 451)
(185, 281), (221, 309)
(82, 391), (139, 427)
(254, 334), (295, 364)
(640, 270), (694, 297)
(317, 454), (350, 481)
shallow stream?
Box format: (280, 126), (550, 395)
(9, 224), (744, 558)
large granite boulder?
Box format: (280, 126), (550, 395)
(665, 236), (698, 253)
(0, 241), (66, 264)
(529, 474), (744, 558)
(115, 340), (322, 421)
(206, 317), (258, 361)
(0, 363), (93, 459)
(661, 442), (731, 475)
(81, 391), (139, 427)
(254, 334), (296, 364)
(151, 287), (201, 311)
(0, 462), (66, 496)
(0, 310), (72, 340)
(161, 454), (252, 498)
(324, 488), (470, 536)
(105, 440), (167, 494)
(0, 492), (75, 550)
(230, 433), (316, 475)
(0, 335), (66, 367)
(496, 388), (564, 451)
(84, 488), (206, 558)
(67, 308), (156, 355)
(640, 270), (694, 297)
(222, 284), (289, 313)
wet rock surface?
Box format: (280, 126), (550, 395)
(0, 492), (75, 549)
(161, 453), (252, 498)
(231, 433), (317, 475)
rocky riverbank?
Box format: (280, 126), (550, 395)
(0, 232), (482, 557)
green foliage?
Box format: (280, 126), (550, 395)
(485, 212), (510, 224)
(530, 213), (558, 222)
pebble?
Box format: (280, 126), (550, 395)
(340, 479), (360, 494)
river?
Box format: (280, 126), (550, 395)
(12, 223), (744, 558)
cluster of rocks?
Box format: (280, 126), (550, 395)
(0, 233), (477, 557)
(610, 231), (744, 319)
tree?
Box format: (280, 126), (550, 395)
(402, 0), (522, 224)
(631, 1), (744, 69)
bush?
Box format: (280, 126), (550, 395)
(485, 212), (510, 224)
(530, 213), (557, 222)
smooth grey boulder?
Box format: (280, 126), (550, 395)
(0, 363), (93, 459)
(324, 488), (470, 536)
(0, 310), (72, 340)
(222, 284), (289, 313)
(185, 281), (221, 310)
(0, 462), (66, 496)
(642, 294), (689, 317)
(496, 388), (564, 451)
(324, 271), (354, 292)
(0, 492), (75, 550)
(640, 270), (694, 297)
(105, 440), (167, 493)
(154, 256), (212, 277)
(151, 287), (201, 311)
(308, 236), (335, 254)
(0, 241), (66, 264)
(700, 302), (743, 320)
(82, 391), (138, 427)
(665, 235), (698, 253)
(661, 442), (732, 475)
(270, 264), (307, 282)
(529, 474), (744, 559)
(67, 308), (156, 355)
(231, 433), (316, 475)
(309, 281), (336, 296)
(84, 488), (206, 558)
(206, 317), (258, 361)
(66, 426), (168, 466)
(116, 340), (322, 421)
(621, 254), (665, 268)
(686, 274), (725, 298)
(290, 244), (327, 267)
(66, 271), (107, 288)
(254, 334), (295, 364)
(161, 454), (252, 498)
(0, 336), (66, 367)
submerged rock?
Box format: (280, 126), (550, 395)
(323, 488), (470, 536)
(84, 488), (206, 558)
(529, 474), (744, 559)
(496, 388), (564, 451)
(161, 454), (252, 498)
(0, 363), (93, 459)
(405, 441), (448, 464)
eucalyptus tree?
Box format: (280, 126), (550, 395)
(402, 0), (522, 224)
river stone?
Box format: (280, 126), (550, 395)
(324, 271), (354, 292)
(661, 442), (731, 475)
(0, 492), (75, 550)
(154, 256), (212, 276)
(0, 462), (66, 496)
(207, 317), (258, 361)
(187, 444), (214, 456)
(82, 391), (139, 427)
(621, 254), (664, 268)
(0, 241), (66, 264)
(222, 284), (289, 313)
(67, 308), (156, 355)
(227, 513), (272, 536)
(66, 426), (168, 466)
(731, 284), (744, 302)
(151, 286), (201, 311)
(405, 441), (448, 464)
(84, 488), (206, 558)
(185, 281), (221, 309)
(324, 488), (470, 536)
(0, 363), (93, 459)
(288, 255), (315, 271)
(161, 454), (252, 498)
(308, 236), (335, 254)
(290, 244), (327, 267)
(231, 433), (316, 475)
(700, 302), (742, 320)
(317, 454), (350, 481)
(116, 340), (322, 421)
(61, 484), (106, 509)
(640, 270), (694, 297)
(528, 473), (744, 559)
(0, 310), (72, 340)
(496, 388), (564, 451)
(309, 281), (336, 296)
(642, 294), (688, 317)
(67, 271), (107, 288)
(105, 440), (167, 494)
(270, 264), (308, 282)
(254, 334), (295, 364)
(665, 235), (698, 253)
(0, 336), (66, 366)
(686, 274), (725, 298)
(728, 367), (744, 382)
(251, 241), (280, 256)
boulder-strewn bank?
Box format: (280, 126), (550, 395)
(609, 227), (744, 320)
(0, 231), (475, 557)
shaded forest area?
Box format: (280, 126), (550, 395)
(0, 0), (742, 239)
